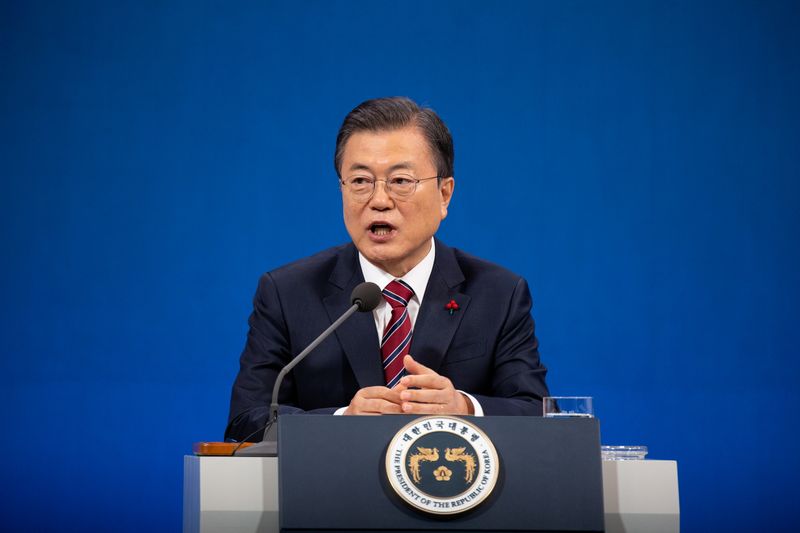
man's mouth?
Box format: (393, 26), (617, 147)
(369, 223), (395, 236)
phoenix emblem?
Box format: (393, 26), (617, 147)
(408, 447), (440, 483)
(445, 447), (477, 483)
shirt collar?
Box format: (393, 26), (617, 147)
(358, 238), (436, 303)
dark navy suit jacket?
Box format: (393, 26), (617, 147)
(225, 239), (549, 442)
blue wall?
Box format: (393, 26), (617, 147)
(2, 1), (798, 531)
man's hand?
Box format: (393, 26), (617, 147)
(344, 386), (404, 415)
(397, 355), (473, 415)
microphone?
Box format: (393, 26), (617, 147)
(350, 281), (383, 312)
(235, 281), (382, 456)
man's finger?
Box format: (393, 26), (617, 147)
(401, 401), (447, 415)
(400, 373), (448, 390)
(360, 386), (402, 403)
(399, 387), (446, 404)
(345, 386), (404, 415)
(348, 397), (403, 415)
(403, 354), (435, 375)
(390, 381), (408, 394)
(363, 398), (404, 414)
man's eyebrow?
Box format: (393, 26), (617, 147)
(347, 163), (372, 174)
(347, 161), (417, 174)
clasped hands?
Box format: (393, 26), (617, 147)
(344, 355), (473, 416)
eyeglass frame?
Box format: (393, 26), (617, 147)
(339, 174), (443, 201)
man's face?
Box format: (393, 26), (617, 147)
(340, 126), (454, 277)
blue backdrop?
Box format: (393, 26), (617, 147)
(2, 1), (798, 531)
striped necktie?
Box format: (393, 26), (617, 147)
(381, 279), (414, 388)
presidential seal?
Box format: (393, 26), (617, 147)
(385, 416), (499, 515)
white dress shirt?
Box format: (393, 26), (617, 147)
(359, 239), (435, 343)
(333, 238), (483, 416)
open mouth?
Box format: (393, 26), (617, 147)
(369, 222), (395, 236)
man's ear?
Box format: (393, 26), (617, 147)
(439, 177), (455, 218)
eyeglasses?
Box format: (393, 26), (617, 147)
(340, 174), (441, 201)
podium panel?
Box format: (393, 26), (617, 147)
(602, 460), (680, 532)
(279, 415), (604, 532)
(183, 458), (679, 533)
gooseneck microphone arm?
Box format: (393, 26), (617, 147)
(234, 281), (382, 457)
(268, 302), (361, 423)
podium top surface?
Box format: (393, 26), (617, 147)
(193, 442), (253, 456)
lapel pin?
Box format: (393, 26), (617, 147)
(445, 299), (460, 315)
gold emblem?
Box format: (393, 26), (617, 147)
(408, 447), (439, 483)
(385, 416), (500, 515)
(433, 466), (452, 481)
(445, 447), (477, 483)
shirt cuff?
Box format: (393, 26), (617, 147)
(458, 390), (484, 416)
(333, 406), (347, 416)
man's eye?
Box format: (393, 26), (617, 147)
(390, 176), (414, 186)
(350, 177), (373, 185)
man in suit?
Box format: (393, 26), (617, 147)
(226, 97), (548, 442)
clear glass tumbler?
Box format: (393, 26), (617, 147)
(543, 396), (594, 418)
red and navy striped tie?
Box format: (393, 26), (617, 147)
(381, 279), (414, 388)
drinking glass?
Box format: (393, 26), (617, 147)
(543, 396), (594, 418)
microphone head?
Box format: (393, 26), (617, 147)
(351, 282), (382, 312)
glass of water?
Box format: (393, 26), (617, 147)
(543, 396), (594, 418)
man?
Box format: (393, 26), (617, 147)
(225, 97), (548, 442)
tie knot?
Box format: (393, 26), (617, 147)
(382, 279), (414, 309)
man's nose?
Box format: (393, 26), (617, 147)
(369, 180), (394, 208)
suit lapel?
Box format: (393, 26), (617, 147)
(323, 244), (384, 388)
(409, 239), (470, 372)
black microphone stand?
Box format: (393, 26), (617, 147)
(235, 292), (373, 456)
